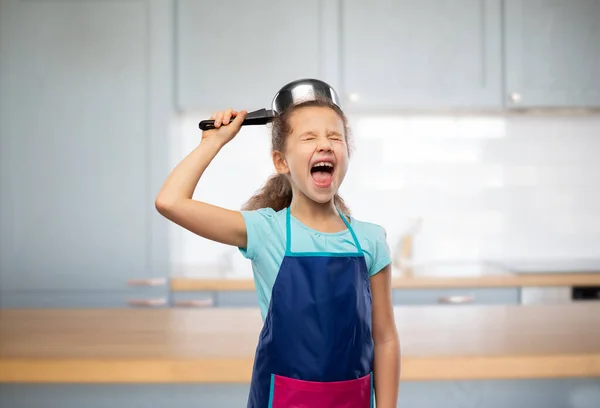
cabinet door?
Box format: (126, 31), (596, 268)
(504, 0), (600, 108)
(175, 0), (325, 111)
(0, 0), (170, 300)
(340, 0), (503, 110)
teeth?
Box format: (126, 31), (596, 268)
(312, 162), (333, 168)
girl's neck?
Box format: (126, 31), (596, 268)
(289, 192), (347, 233)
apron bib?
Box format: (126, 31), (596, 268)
(247, 207), (375, 408)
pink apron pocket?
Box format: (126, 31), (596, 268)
(268, 372), (373, 408)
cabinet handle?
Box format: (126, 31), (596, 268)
(173, 299), (214, 308)
(127, 298), (167, 307)
(127, 278), (167, 287)
(508, 92), (522, 103)
(437, 295), (474, 305)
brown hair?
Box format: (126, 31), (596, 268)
(241, 99), (352, 214)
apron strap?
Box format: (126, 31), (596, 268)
(336, 208), (363, 254)
(285, 207), (292, 254)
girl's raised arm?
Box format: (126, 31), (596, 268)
(155, 108), (249, 248)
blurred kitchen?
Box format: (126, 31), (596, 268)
(1, 0), (600, 407)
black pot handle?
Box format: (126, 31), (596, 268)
(198, 109), (276, 131)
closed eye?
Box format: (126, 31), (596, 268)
(299, 131), (318, 141)
(301, 136), (317, 142)
(298, 131), (344, 141)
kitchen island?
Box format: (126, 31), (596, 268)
(1, 304), (599, 407)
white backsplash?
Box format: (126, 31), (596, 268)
(168, 113), (600, 277)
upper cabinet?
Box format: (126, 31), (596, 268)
(176, 0), (328, 112)
(503, 0), (600, 108)
(175, 0), (600, 112)
(340, 0), (503, 110)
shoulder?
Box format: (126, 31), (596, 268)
(239, 207), (286, 260)
(349, 216), (392, 277)
(240, 207), (287, 229)
(350, 217), (388, 245)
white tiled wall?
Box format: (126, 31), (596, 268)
(169, 113), (600, 277)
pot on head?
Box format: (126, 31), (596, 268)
(198, 78), (341, 131)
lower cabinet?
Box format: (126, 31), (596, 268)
(170, 288), (521, 308)
(0, 287), (520, 309)
(2, 379), (599, 408)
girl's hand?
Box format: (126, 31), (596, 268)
(202, 108), (248, 148)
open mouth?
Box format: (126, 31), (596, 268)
(310, 161), (335, 188)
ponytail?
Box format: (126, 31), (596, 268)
(242, 173), (292, 212)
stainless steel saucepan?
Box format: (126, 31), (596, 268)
(198, 78), (341, 131)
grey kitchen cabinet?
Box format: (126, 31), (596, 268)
(503, 0), (600, 108)
(0, 0), (171, 307)
(392, 288), (521, 305)
(3, 379), (600, 408)
(339, 0), (503, 110)
(175, 0), (332, 111)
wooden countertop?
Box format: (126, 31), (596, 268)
(170, 263), (600, 291)
(1, 304), (599, 383)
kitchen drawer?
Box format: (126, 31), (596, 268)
(392, 288), (520, 306)
(170, 291), (259, 308)
(169, 291), (214, 308)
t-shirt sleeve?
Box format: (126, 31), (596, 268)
(238, 207), (277, 260)
(369, 225), (392, 277)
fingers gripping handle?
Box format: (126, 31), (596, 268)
(198, 115), (243, 131)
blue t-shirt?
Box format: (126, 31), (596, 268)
(239, 207), (392, 320)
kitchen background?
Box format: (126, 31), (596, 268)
(170, 0), (600, 278)
(2, 0), (600, 300)
(1, 0), (600, 407)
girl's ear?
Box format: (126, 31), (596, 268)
(272, 150), (289, 175)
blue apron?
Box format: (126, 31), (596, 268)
(247, 207), (375, 408)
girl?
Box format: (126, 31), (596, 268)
(156, 94), (400, 408)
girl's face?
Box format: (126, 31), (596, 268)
(273, 106), (349, 206)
